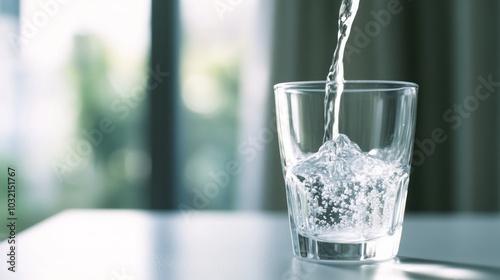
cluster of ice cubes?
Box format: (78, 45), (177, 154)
(286, 134), (409, 242)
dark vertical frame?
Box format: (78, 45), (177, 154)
(149, 0), (179, 209)
(0, 0), (20, 16)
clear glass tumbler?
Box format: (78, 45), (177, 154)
(274, 80), (418, 261)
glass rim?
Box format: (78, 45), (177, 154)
(274, 80), (419, 91)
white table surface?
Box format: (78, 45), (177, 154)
(1, 210), (500, 280)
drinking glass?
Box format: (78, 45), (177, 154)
(274, 80), (418, 261)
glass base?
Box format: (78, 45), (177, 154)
(291, 227), (402, 262)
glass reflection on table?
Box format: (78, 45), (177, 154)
(287, 256), (500, 279)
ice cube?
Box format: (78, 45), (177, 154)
(285, 134), (409, 242)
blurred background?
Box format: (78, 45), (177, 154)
(0, 0), (499, 234)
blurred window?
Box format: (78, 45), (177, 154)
(178, 0), (260, 209)
(0, 0), (151, 231)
